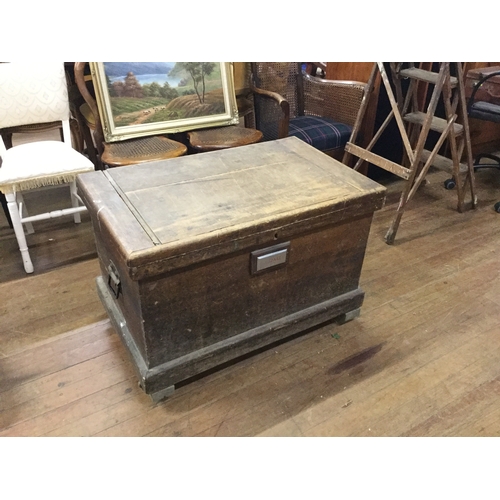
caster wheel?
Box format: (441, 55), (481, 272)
(494, 202), (500, 213)
(444, 178), (456, 190)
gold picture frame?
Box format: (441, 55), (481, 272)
(90, 62), (240, 142)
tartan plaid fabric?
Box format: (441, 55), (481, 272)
(288, 116), (352, 151)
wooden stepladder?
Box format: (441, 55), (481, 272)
(344, 62), (477, 244)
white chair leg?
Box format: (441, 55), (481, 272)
(6, 192), (34, 273)
(17, 191), (34, 234)
(70, 181), (81, 224)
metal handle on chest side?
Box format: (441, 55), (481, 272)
(107, 262), (122, 299)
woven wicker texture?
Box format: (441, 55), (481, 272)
(188, 126), (262, 151)
(252, 96), (282, 141)
(102, 136), (187, 167)
(252, 63), (299, 141)
(251, 63), (366, 146)
(303, 75), (365, 127)
(253, 63), (301, 115)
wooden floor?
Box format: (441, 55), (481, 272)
(1, 151), (500, 436)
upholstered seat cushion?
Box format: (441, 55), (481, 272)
(0, 141), (94, 194)
(469, 101), (500, 124)
(288, 116), (352, 151)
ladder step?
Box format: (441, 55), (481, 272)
(421, 149), (469, 173)
(403, 111), (463, 135)
(345, 142), (412, 180)
(399, 67), (458, 88)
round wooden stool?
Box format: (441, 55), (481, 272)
(187, 126), (263, 153)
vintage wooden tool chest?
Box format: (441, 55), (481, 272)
(77, 137), (386, 401)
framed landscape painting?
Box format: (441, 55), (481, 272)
(90, 62), (240, 142)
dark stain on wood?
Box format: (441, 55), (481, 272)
(329, 343), (385, 375)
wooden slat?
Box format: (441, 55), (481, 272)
(404, 372), (500, 437)
(399, 67), (458, 88)
(0, 259), (106, 357)
(345, 142), (412, 179)
(420, 149), (469, 173)
(404, 111), (463, 135)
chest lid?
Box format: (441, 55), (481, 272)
(77, 137), (386, 278)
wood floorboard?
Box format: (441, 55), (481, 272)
(1, 162), (500, 436)
(404, 374), (500, 437)
(313, 319), (500, 437)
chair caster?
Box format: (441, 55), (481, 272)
(494, 201), (500, 213)
(444, 178), (456, 190)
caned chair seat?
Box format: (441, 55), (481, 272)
(101, 135), (187, 167)
(187, 125), (263, 152)
(78, 102), (187, 167)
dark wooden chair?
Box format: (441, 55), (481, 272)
(250, 62), (367, 159)
(74, 63), (187, 168)
(466, 68), (500, 212)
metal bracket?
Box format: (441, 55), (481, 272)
(107, 261), (121, 299)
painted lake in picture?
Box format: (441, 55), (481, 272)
(102, 62), (226, 127)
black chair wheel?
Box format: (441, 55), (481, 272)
(444, 178), (456, 190)
(494, 202), (500, 213)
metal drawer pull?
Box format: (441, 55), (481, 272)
(250, 242), (290, 275)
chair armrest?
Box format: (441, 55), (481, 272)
(250, 84), (289, 110)
(250, 83), (290, 140)
(303, 73), (367, 127)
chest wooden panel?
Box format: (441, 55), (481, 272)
(77, 137), (386, 400)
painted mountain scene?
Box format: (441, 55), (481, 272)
(103, 62), (227, 127)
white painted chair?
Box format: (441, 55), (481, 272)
(0, 62), (95, 273)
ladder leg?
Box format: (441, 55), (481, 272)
(455, 62), (478, 208)
(385, 194), (408, 245)
(441, 69), (466, 212)
(385, 161), (417, 244)
(342, 63), (378, 167)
